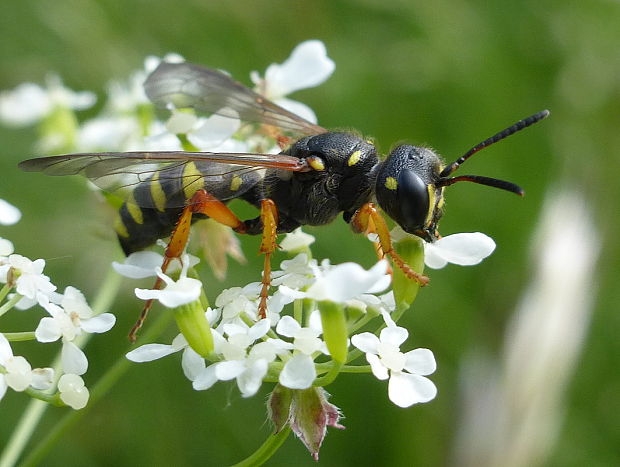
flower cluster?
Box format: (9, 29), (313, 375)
(1, 40), (499, 460)
(0, 233), (116, 409)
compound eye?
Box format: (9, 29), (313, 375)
(397, 169), (430, 231)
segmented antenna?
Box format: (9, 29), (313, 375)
(439, 109), (550, 178)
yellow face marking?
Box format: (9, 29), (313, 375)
(347, 150), (362, 167)
(183, 162), (205, 199)
(126, 192), (143, 225)
(150, 172), (167, 212)
(114, 216), (129, 238)
(365, 139), (374, 145)
(230, 174), (242, 191)
(384, 176), (398, 190)
(424, 185), (437, 227)
(308, 156), (325, 171)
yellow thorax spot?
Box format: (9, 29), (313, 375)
(230, 174), (242, 191)
(425, 185), (437, 226)
(183, 162), (205, 199)
(126, 192), (143, 225)
(308, 156), (325, 171)
(150, 172), (167, 212)
(385, 176), (398, 190)
(347, 150), (362, 166)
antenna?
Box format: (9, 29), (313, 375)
(439, 109), (550, 178)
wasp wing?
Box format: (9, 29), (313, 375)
(144, 62), (327, 138)
(19, 151), (309, 209)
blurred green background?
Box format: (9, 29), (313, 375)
(1, 0), (619, 466)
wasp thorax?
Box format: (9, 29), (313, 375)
(375, 145), (445, 241)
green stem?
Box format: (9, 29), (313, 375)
(0, 294), (22, 318)
(230, 426), (291, 467)
(313, 360), (343, 387)
(0, 283), (11, 303)
(3, 332), (35, 342)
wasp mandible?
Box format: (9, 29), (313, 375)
(19, 61), (549, 340)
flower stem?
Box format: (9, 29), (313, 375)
(3, 332), (35, 342)
(0, 293), (22, 318)
(230, 426), (291, 467)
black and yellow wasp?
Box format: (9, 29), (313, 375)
(19, 61), (549, 339)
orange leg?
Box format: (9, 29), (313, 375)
(350, 203), (429, 286)
(128, 189), (248, 342)
(257, 199), (279, 319)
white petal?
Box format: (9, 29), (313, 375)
(35, 317), (62, 343)
(263, 40), (335, 97)
(279, 228), (315, 252)
(166, 110), (198, 134)
(30, 368), (55, 390)
(306, 260), (390, 302)
(188, 113), (240, 149)
(214, 360), (246, 381)
(181, 347), (205, 381)
(275, 315), (301, 338)
(0, 377), (7, 400)
(379, 326), (408, 348)
(388, 372), (437, 407)
(279, 354), (316, 389)
(424, 232), (495, 269)
(0, 82), (51, 126)
(248, 319), (271, 341)
(58, 374), (89, 410)
(0, 199), (21, 225)
(403, 348), (437, 376)
(126, 343), (178, 362)
(80, 313), (116, 333)
(351, 332), (380, 354)
(237, 359), (268, 397)
(273, 98), (318, 124)
(0, 237), (14, 256)
(5, 356), (32, 391)
(112, 251), (163, 278)
(192, 365), (218, 390)
(61, 341), (88, 375)
(0, 333), (13, 361)
(366, 353), (389, 380)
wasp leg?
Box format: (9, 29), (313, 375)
(256, 199), (278, 319)
(350, 203), (429, 286)
(129, 189), (247, 342)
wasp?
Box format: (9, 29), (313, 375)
(19, 61), (549, 340)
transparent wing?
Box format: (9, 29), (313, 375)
(144, 62), (327, 138)
(19, 151), (309, 208)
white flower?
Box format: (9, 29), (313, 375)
(113, 251), (200, 279)
(76, 115), (142, 152)
(214, 283), (262, 322)
(35, 287), (115, 375)
(280, 260), (391, 303)
(271, 253), (316, 289)
(424, 232), (496, 269)
(272, 313), (328, 389)
(251, 40), (335, 123)
(0, 75), (95, 127)
(279, 228), (315, 252)
(351, 325), (437, 408)
(0, 334), (55, 400)
(58, 374), (89, 410)
(134, 255), (202, 308)
(0, 254), (55, 306)
(0, 199), (21, 226)
(192, 319), (277, 397)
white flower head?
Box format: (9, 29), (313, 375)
(351, 324), (437, 408)
(0, 75), (95, 127)
(0, 237), (14, 257)
(134, 254), (202, 308)
(424, 232), (496, 269)
(251, 40), (335, 123)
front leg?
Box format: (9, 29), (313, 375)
(350, 202), (429, 286)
